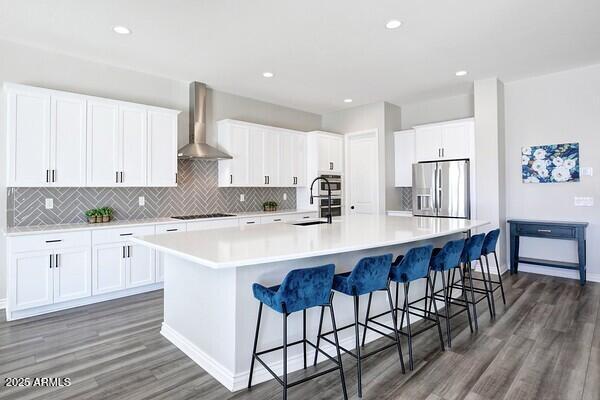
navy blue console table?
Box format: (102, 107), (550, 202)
(508, 219), (588, 285)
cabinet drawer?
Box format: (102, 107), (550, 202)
(155, 223), (187, 234)
(92, 225), (156, 245)
(282, 212), (318, 223)
(260, 215), (285, 224)
(239, 217), (260, 226)
(186, 218), (239, 231)
(517, 224), (576, 239)
(9, 231), (91, 253)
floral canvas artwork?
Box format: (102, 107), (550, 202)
(521, 142), (580, 184)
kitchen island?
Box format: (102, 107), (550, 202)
(131, 215), (487, 391)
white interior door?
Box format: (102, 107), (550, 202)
(51, 94), (87, 186)
(346, 130), (379, 215)
(53, 247), (91, 303)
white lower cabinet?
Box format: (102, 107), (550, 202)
(126, 243), (155, 288)
(155, 223), (187, 282)
(53, 247), (92, 303)
(92, 243), (127, 295)
(8, 231), (92, 311)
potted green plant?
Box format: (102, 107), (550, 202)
(100, 207), (113, 223)
(263, 201), (278, 212)
(85, 209), (98, 224)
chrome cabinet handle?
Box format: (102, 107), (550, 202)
(49, 254), (53, 269)
(166, 228), (178, 232)
(119, 233), (133, 236)
(128, 246), (132, 258)
(46, 170), (50, 183)
(538, 229), (552, 233)
(230, 174), (233, 184)
(274, 219), (282, 222)
(246, 221), (255, 224)
(120, 171), (124, 183)
(123, 246), (126, 258)
(116, 171), (119, 183)
(45, 239), (62, 243)
(52, 169), (56, 182)
(175, 173), (178, 184)
(55, 254), (60, 268)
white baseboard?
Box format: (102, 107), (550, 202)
(517, 264), (600, 283)
(0, 298), (6, 310)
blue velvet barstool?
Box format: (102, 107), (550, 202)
(248, 264), (348, 400)
(314, 254), (405, 398)
(427, 238), (474, 348)
(362, 245), (445, 371)
(450, 233), (495, 324)
(481, 229), (506, 304)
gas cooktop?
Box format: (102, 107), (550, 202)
(171, 213), (236, 220)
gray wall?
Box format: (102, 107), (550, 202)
(504, 64), (600, 279)
(0, 39), (321, 301)
(400, 93), (474, 130)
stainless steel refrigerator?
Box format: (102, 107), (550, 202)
(412, 159), (470, 218)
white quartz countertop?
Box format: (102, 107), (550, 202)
(131, 215), (488, 269)
(3, 209), (316, 237)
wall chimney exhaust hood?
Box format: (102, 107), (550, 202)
(177, 82), (232, 160)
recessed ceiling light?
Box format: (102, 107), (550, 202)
(455, 70), (468, 77)
(262, 72), (274, 78)
(344, 98), (353, 103)
(112, 26), (131, 35)
(385, 20), (402, 29)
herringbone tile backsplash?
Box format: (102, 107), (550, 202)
(7, 160), (297, 226)
(399, 187), (413, 211)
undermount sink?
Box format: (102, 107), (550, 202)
(292, 220), (329, 226)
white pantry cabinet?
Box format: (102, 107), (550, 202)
(6, 84), (86, 187)
(414, 118), (473, 162)
(217, 119), (308, 187)
(4, 83), (179, 188)
(394, 130), (415, 187)
(315, 132), (343, 173)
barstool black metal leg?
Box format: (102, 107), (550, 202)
(313, 305), (325, 366)
(303, 309), (307, 369)
(282, 311), (288, 400)
(482, 256), (496, 318)
(465, 263), (479, 330)
(328, 303), (348, 400)
(353, 295), (363, 397)
(493, 252), (507, 304)
(477, 257), (494, 320)
(423, 272), (429, 319)
(440, 270), (452, 348)
(248, 302), (263, 389)
(403, 282), (414, 370)
(361, 292), (373, 347)
(427, 276), (445, 351)
(386, 286), (406, 373)
(428, 271), (438, 317)
(458, 267), (474, 333)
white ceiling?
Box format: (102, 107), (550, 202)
(1, 0), (599, 114)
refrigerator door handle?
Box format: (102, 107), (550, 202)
(437, 167), (443, 211)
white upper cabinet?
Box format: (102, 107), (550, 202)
(119, 105), (147, 186)
(414, 118), (473, 162)
(6, 85), (86, 187)
(4, 83), (179, 188)
(148, 110), (178, 186)
(217, 120), (250, 186)
(51, 94), (87, 186)
(315, 132), (343, 173)
(394, 130), (415, 187)
(217, 119), (307, 187)
(6, 87), (51, 187)
(87, 100), (120, 186)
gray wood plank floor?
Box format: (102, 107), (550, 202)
(1, 272), (599, 400)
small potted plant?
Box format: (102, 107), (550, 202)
(85, 209), (98, 224)
(263, 201), (278, 212)
(100, 207), (113, 223)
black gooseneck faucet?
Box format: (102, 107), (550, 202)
(309, 176), (333, 224)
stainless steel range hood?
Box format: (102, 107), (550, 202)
(177, 82), (232, 160)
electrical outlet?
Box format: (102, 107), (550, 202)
(45, 198), (53, 209)
(138, 196), (145, 206)
(283, 193), (287, 201)
(240, 194), (245, 202)
(574, 196), (594, 207)
(581, 167), (593, 176)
